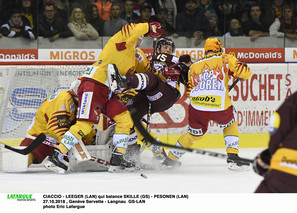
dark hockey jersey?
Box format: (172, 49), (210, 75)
(268, 91), (297, 186)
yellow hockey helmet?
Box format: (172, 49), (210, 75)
(204, 38), (223, 54)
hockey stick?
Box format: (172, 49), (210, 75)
(130, 108), (253, 163)
(229, 78), (240, 92)
(139, 38), (158, 153)
(0, 133), (46, 155)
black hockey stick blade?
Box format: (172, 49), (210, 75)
(0, 133), (46, 155)
(130, 108), (253, 163)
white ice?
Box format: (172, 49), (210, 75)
(2, 148), (293, 213)
(0, 148), (263, 193)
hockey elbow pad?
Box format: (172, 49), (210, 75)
(253, 149), (271, 177)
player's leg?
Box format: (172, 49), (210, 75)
(106, 93), (135, 171)
(213, 106), (250, 170)
(108, 64), (158, 92)
(162, 106), (208, 167)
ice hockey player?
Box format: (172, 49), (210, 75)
(253, 91), (297, 192)
(109, 37), (192, 164)
(160, 38), (252, 170)
(45, 22), (162, 173)
(20, 80), (96, 171)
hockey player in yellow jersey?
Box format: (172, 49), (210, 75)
(162, 38), (252, 170)
(46, 22), (162, 173)
(20, 80), (95, 171)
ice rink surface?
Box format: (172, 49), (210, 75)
(0, 148), (294, 212)
(0, 148), (263, 193)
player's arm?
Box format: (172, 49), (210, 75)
(227, 54), (252, 80)
(177, 54), (192, 85)
(114, 22), (161, 47)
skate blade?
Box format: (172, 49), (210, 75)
(228, 162), (250, 171)
(44, 158), (67, 174)
(108, 165), (136, 173)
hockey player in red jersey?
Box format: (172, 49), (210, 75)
(161, 38), (252, 170)
(253, 91), (297, 192)
(108, 37), (192, 163)
(45, 22), (162, 173)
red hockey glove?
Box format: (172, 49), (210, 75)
(147, 22), (162, 38)
(253, 149), (271, 177)
(147, 55), (153, 62)
(162, 67), (181, 81)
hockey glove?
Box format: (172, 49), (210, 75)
(179, 54), (192, 64)
(162, 67), (181, 81)
(253, 149), (271, 177)
(146, 22), (162, 38)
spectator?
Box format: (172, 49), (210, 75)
(155, 0), (177, 28)
(155, 6), (175, 36)
(134, 0), (155, 17)
(223, 18), (245, 37)
(174, 0), (209, 39)
(133, 3), (155, 23)
(213, 0), (241, 34)
(261, 0), (284, 28)
(243, 4), (270, 41)
(204, 13), (222, 38)
(198, 0), (217, 19)
(19, 0), (37, 32)
(103, 3), (128, 36)
(68, 7), (99, 40)
(39, 0), (69, 25)
(38, 3), (73, 42)
(120, 0), (139, 24)
(269, 4), (297, 39)
(0, 8), (37, 40)
(85, 4), (104, 35)
(93, 0), (112, 21)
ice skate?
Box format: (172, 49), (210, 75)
(107, 64), (128, 92)
(227, 153), (250, 171)
(44, 149), (68, 174)
(108, 153), (135, 173)
(153, 148), (168, 161)
(125, 143), (141, 168)
(161, 157), (181, 169)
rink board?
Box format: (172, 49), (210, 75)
(0, 63), (296, 148)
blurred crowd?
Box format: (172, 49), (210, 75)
(0, 0), (297, 43)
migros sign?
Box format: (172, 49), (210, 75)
(39, 49), (100, 61)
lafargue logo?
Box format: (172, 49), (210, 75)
(7, 194), (36, 201)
